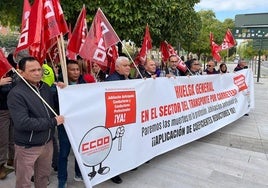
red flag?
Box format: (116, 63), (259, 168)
(221, 28), (236, 50)
(160, 41), (187, 72)
(107, 45), (118, 75)
(135, 24), (152, 64)
(79, 8), (120, 67)
(53, 0), (68, 35)
(160, 41), (170, 62)
(66, 24), (77, 60)
(14, 0), (31, 55)
(210, 32), (221, 62)
(67, 5), (87, 58)
(47, 43), (60, 64)
(27, 0), (46, 63)
(0, 48), (12, 78)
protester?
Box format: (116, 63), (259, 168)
(92, 62), (106, 82)
(233, 58), (249, 116)
(106, 56), (132, 81)
(137, 58), (157, 78)
(165, 55), (183, 77)
(185, 58), (202, 76)
(77, 55), (95, 83)
(204, 60), (219, 74)
(57, 59), (86, 188)
(219, 63), (229, 74)
(7, 56), (64, 188)
(234, 58), (248, 71)
(0, 53), (18, 180)
(105, 56), (132, 184)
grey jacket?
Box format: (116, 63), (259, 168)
(7, 80), (57, 147)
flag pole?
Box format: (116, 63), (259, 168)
(57, 35), (68, 85)
(121, 42), (143, 79)
(227, 48), (229, 63)
(12, 68), (58, 116)
(98, 8), (143, 79)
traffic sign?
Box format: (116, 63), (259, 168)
(233, 27), (268, 39)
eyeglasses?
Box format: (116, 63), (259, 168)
(170, 61), (178, 63)
(206, 65), (212, 67)
(193, 64), (200, 65)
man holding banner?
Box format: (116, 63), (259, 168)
(7, 57), (65, 188)
(57, 59), (87, 188)
(105, 56), (132, 184)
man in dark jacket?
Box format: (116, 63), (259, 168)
(57, 59), (86, 188)
(204, 60), (219, 75)
(7, 57), (64, 188)
(136, 59), (157, 79)
(234, 59), (248, 72)
(106, 56), (132, 81)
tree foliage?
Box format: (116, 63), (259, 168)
(0, 0), (201, 51)
(191, 10), (235, 61)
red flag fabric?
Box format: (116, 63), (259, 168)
(66, 24), (77, 60)
(106, 45), (118, 75)
(16, 0), (68, 63)
(47, 43), (60, 64)
(53, 0), (68, 35)
(0, 48), (12, 78)
(160, 41), (187, 72)
(27, 0), (46, 63)
(160, 41), (170, 62)
(135, 24), (152, 64)
(210, 32), (221, 62)
(67, 5), (87, 59)
(79, 8), (120, 67)
(14, 0), (31, 55)
(221, 28), (236, 50)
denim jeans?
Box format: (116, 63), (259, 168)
(57, 126), (81, 187)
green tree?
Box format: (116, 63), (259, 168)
(191, 10), (235, 61)
(0, 0), (201, 51)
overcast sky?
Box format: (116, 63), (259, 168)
(195, 0), (268, 21)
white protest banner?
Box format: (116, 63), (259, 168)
(58, 69), (254, 188)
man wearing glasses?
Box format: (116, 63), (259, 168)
(204, 60), (219, 75)
(165, 55), (183, 77)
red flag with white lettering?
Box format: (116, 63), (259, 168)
(53, 0), (68, 35)
(47, 42), (60, 64)
(160, 41), (187, 72)
(0, 48), (12, 78)
(210, 32), (221, 62)
(14, 0), (31, 55)
(220, 28), (236, 50)
(67, 5), (87, 59)
(27, 0), (46, 63)
(135, 24), (152, 64)
(79, 8), (120, 67)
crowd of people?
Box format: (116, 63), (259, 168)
(0, 52), (249, 188)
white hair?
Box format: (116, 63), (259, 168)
(115, 56), (129, 66)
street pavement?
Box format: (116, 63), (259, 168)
(1, 62), (268, 188)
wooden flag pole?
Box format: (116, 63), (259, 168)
(57, 35), (68, 85)
(120, 42), (144, 79)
